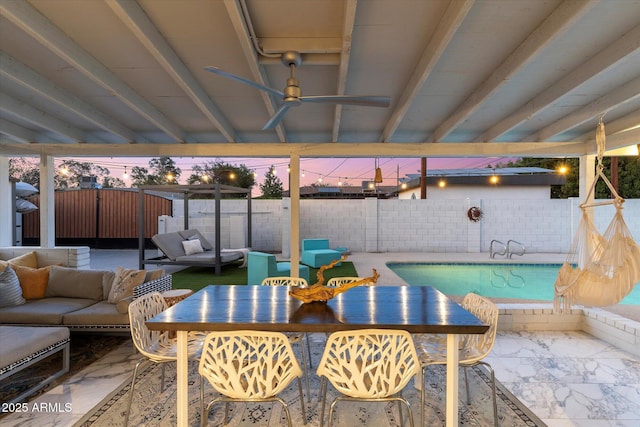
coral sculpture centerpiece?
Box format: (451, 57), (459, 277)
(288, 255), (379, 303)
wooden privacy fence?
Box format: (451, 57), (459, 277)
(22, 189), (172, 240)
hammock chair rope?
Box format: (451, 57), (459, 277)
(554, 120), (640, 311)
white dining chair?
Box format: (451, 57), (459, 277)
(198, 330), (306, 427)
(260, 276), (312, 401)
(326, 276), (374, 287)
(316, 329), (421, 427)
(414, 292), (500, 427)
(125, 292), (204, 426)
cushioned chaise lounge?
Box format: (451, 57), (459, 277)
(145, 229), (244, 273)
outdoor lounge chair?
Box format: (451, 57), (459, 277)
(147, 229), (244, 268)
(301, 239), (342, 268)
(246, 251), (310, 285)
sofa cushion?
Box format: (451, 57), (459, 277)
(0, 297), (96, 325)
(0, 251), (38, 273)
(107, 267), (146, 303)
(62, 301), (128, 326)
(0, 266), (26, 307)
(182, 238), (204, 255)
(0, 326), (69, 369)
(46, 266), (110, 301)
(144, 269), (164, 282)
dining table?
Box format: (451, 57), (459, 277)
(146, 284), (489, 427)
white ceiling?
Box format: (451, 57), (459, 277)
(1, 0), (639, 160)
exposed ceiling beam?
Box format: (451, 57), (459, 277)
(380, 0), (475, 143)
(534, 75), (640, 141)
(224, 0), (287, 142)
(481, 23), (640, 142)
(0, 118), (35, 143)
(106, 0), (238, 143)
(332, 0), (358, 142)
(259, 37), (342, 54)
(0, 0), (188, 143)
(0, 140), (589, 158)
(431, 0), (597, 142)
(0, 93), (84, 142)
(589, 125), (640, 152)
(0, 52), (137, 143)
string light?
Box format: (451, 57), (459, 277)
(438, 179), (446, 188)
(123, 166), (128, 179)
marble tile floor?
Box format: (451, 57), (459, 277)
(2, 330), (638, 426)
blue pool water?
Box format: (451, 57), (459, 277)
(386, 263), (640, 305)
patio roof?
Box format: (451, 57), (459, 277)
(0, 0), (639, 159)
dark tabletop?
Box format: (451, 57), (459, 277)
(147, 285), (489, 334)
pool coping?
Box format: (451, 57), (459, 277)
(498, 303), (640, 357)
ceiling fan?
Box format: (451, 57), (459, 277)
(205, 51), (391, 130)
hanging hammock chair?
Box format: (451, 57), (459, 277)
(554, 120), (640, 311)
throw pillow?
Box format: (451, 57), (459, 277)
(13, 264), (51, 299)
(0, 251), (38, 273)
(108, 267), (146, 303)
(0, 266), (26, 307)
(144, 269), (165, 282)
(182, 239), (204, 256)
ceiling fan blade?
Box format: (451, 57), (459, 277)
(204, 66), (283, 98)
(300, 95), (391, 107)
(262, 105), (292, 130)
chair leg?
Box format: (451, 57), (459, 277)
(479, 362), (499, 427)
(463, 366), (471, 404)
(319, 377), (328, 427)
(160, 363), (166, 392)
(299, 338), (311, 402)
(123, 358), (145, 426)
(297, 377), (307, 424)
(305, 333), (313, 369)
(199, 375), (204, 426)
(420, 366), (426, 427)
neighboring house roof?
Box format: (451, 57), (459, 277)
(402, 167), (566, 187)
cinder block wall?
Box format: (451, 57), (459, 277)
(165, 198), (639, 254)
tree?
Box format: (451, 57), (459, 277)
(130, 156), (181, 187)
(9, 158), (41, 187)
(501, 157), (640, 199)
(9, 157), (123, 189)
(259, 165), (283, 198)
(186, 160), (255, 190)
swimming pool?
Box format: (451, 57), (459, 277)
(386, 262), (640, 305)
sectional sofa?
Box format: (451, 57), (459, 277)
(0, 249), (171, 333)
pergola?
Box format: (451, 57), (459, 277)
(137, 183), (252, 275)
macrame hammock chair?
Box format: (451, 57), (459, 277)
(554, 120), (640, 311)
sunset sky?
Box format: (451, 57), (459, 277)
(55, 156), (517, 190)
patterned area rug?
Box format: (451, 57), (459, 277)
(0, 333), (128, 406)
(76, 334), (546, 426)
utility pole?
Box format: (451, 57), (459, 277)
(420, 157), (427, 199)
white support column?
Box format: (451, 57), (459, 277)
(281, 197), (291, 258)
(579, 154), (596, 204)
(364, 197), (379, 252)
(0, 156), (12, 246)
(40, 155), (55, 247)
(289, 155), (301, 277)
